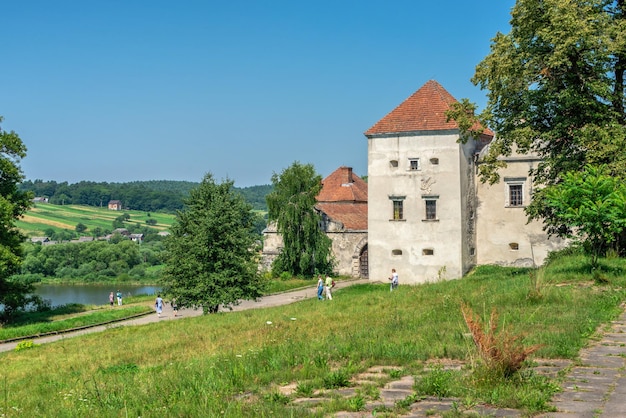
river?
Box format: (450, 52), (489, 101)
(33, 284), (161, 308)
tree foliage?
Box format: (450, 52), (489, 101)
(266, 162), (333, 277)
(19, 180), (272, 212)
(160, 174), (264, 314)
(18, 239), (157, 281)
(541, 165), (626, 268)
(449, 0), (626, 247)
(0, 117), (35, 318)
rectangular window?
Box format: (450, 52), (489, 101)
(422, 195), (439, 221)
(425, 200), (437, 220)
(393, 200), (404, 220)
(504, 177), (526, 207)
(509, 184), (523, 206)
(409, 158), (420, 171)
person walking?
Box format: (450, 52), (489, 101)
(171, 298), (178, 317)
(316, 275), (324, 300)
(388, 268), (399, 292)
(116, 290), (123, 306)
(109, 292), (114, 307)
(155, 294), (164, 317)
(324, 274), (334, 300)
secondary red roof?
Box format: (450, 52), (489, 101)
(316, 166), (368, 203)
(365, 80), (494, 137)
(316, 202), (367, 230)
(315, 166), (368, 231)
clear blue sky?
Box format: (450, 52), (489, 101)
(2, 1), (515, 187)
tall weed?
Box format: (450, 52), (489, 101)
(461, 303), (541, 377)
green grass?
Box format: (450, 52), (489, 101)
(0, 304), (153, 341)
(18, 203), (175, 237)
(2, 255), (626, 416)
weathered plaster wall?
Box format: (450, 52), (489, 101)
(475, 154), (565, 267)
(367, 131), (479, 284)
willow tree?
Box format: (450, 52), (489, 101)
(266, 162), (333, 277)
(448, 0), (626, 250)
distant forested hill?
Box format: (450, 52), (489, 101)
(20, 180), (272, 212)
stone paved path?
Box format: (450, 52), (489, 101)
(536, 309), (626, 418)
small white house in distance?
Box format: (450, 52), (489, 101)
(108, 200), (122, 211)
(364, 80), (566, 285)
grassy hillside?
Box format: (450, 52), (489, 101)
(2, 254), (626, 416)
(16, 203), (176, 238)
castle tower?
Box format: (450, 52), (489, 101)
(364, 80), (492, 283)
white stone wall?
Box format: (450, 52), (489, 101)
(475, 155), (566, 267)
(367, 130), (480, 284)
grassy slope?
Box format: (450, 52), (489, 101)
(17, 203), (175, 237)
(2, 254), (626, 416)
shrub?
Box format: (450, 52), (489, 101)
(15, 340), (39, 351)
(461, 303), (541, 377)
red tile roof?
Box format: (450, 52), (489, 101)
(316, 166), (368, 203)
(315, 166), (368, 230)
(317, 202), (367, 230)
(364, 80), (494, 137)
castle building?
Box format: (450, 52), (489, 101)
(364, 80), (565, 284)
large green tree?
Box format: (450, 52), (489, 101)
(160, 174), (264, 314)
(266, 162), (333, 277)
(0, 116), (35, 318)
(449, 0), (626, 245)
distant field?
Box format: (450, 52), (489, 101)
(17, 203), (176, 237)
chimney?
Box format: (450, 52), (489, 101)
(345, 167), (353, 183)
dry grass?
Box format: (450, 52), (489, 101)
(461, 302), (542, 377)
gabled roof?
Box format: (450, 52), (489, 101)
(364, 80), (494, 137)
(315, 166), (368, 231)
(316, 166), (367, 203)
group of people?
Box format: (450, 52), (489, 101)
(109, 290), (123, 307)
(316, 274), (335, 300)
(108, 290), (178, 318)
(154, 295), (178, 317)
(316, 268), (399, 299)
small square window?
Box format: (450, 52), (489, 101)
(430, 157), (439, 165)
(409, 158), (420, 170)
(422, 249), (434, 256)
(390, 160), (398, 167)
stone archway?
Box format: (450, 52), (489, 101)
(351, 237), (368, 279)
(359, 244), (369, 279)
